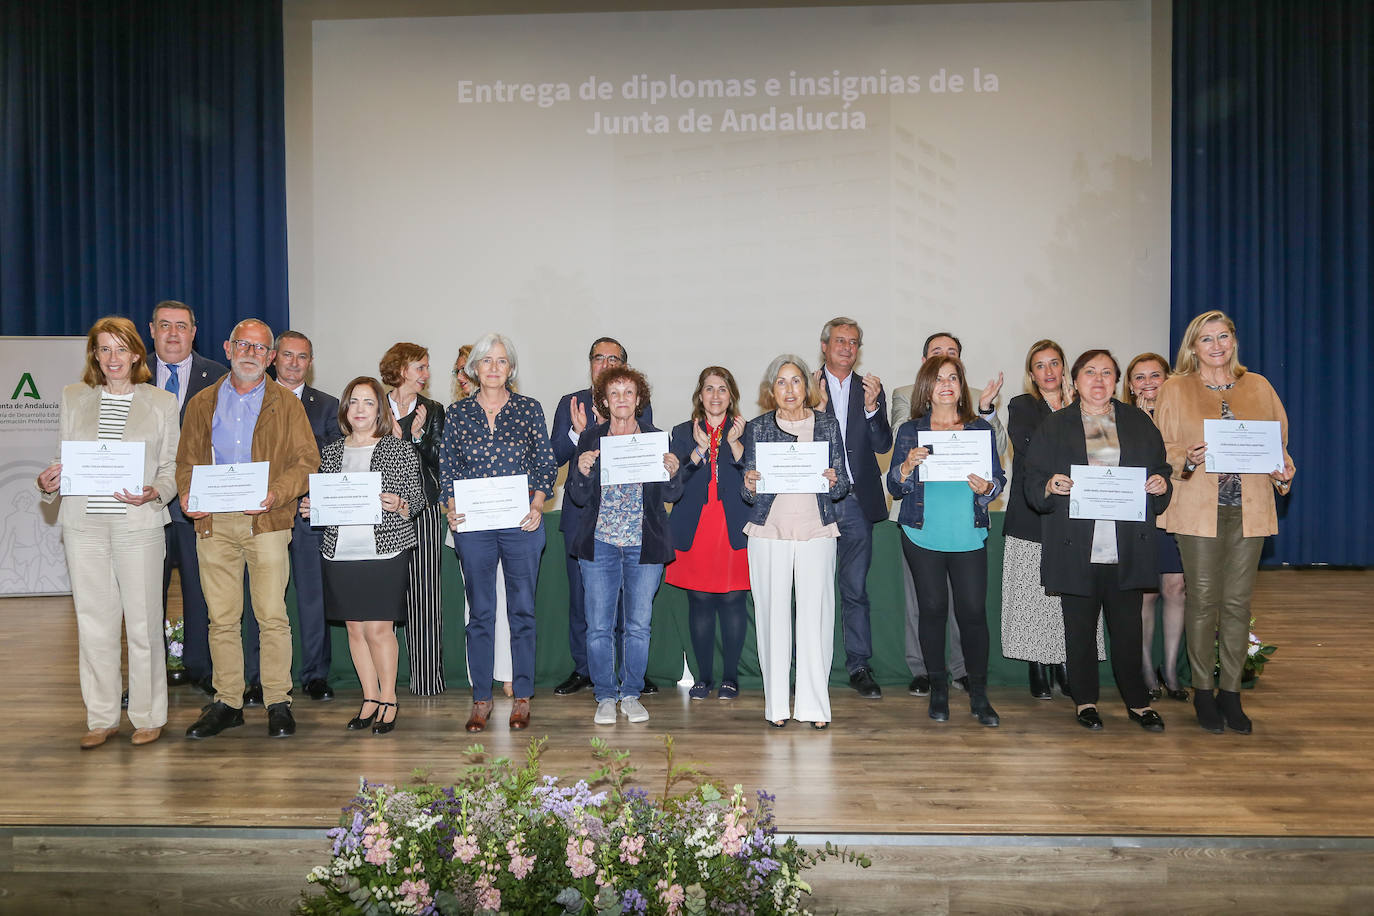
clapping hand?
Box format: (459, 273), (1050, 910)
(979, 373), (1005, 413)
(862, 373), (882, 413)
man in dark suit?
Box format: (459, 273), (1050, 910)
(548, 337), (656, 696)
(816, 317), (892, 699)
(270, 330), (340, 701)
(148, 300), (228, 694)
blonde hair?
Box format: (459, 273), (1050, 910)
(1173, 310), (1247, 378)
(1022, 339), (1067, 401)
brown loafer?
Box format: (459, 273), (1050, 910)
(464, 700), (493, 733)
(80, 727), (120, 749)
(130, 727), (162, 746)
(509, 697), (531, 730)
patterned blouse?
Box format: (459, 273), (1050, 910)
(439, 391), (558, 502)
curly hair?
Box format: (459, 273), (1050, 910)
(378, 342), (429, 388)
(593, 365), (650, 419)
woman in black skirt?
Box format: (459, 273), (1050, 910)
(302, 376), (427, 734)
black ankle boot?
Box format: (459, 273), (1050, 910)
(1193, 689), (1225, 734)
(1052, 663), (1071, 696)
(969, 681), (1000, 727)
(1028, 662), (1052, 700)
(929, 682), (950, 721)
(1215, 689), (1252, 734)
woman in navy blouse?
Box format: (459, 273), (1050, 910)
(440, 333), (557, 734)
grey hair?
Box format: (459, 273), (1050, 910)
(819, 316), (863, 345)
(758, 353), (821, 410)
(465, 332), (520, 384)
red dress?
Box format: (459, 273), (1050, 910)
(665, 423), (751, 592)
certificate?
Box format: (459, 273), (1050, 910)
(599, 431), (670, 486)
(308, 472), (382, 527)
(60, 440), (144, 496)
(1069, 465), (1147, 522)
(916, 430), (993, 482)
(756, 441), (829, 494)
(187, 462), (270, 513)
(1203, 419), (1284, 474)
(452, 474), (529, 533)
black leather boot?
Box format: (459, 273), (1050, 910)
(1028, 662), (1052, 700)
(1193, 688), (1225, 734)
(928, 680), (950, 721)
(1215, 689), (1252, 734)
(969, 679), (1000, 727)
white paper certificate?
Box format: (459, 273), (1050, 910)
(599, 431), (670, 486)
(1203, 419), (1284, 474)
(916, 430), (993, 482)
(756, 441), (829, 494)
(187, 462), (270, 513)
(452, 474), (529, 533)
(308, 472), (382, 527)
(1069, 465), (1147, 522)
(60, 440), (145, 496)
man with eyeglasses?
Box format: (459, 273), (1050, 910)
(175, 319), (320, 739)
(548, 337), (658, 696)
(148, 300), (228, 696)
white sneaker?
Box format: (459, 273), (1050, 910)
(621, 696), (649, 723)
(594, 699), (618, 725)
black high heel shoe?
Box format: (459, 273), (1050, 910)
(371, 701), (398, 735)
(1156, 665), (1190, 702)
(347, 699), (380, 731)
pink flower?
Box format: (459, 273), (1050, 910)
(475, 874), (501, 911)
(619, 833), (645, 865)
(398, 878), (431, 909)
(565, 834), (596, 879)
(506, 838), (537, 880)
(452, 833), (479, 864)
(361, 823), (394, 866)
(657, 879), (686, 915)
(720, 810), (747, 856)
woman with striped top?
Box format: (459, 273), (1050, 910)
(37, 317), (180, 749)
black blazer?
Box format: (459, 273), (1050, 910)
(1023, 399), (1173, 596)
(551, 387), (654, 537)
(1004, 393), (1054, 542)
(396, 393), (445, 505)
(565, 420), (683, 565)
(667, 418), (748, 552)
(299, 384), (344, 459)
(819, 370), (892, 523)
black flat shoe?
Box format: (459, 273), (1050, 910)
(266, 701), (296, 738)
(1129, 708), (1166, 732)
(951, 676), (970, 692)
(908, 675), (931, 697)
(849, 667), (882, 699)
(1028, 663), (1052, 700)
(242, 683), (264, 707)
(1156, 666), (1190, 702)
(186, 701), (244, 739)
(371, 701), (398, 735)
(640, 676), (660, 695)
(553, 671), (592, 695)
(305, 678), (334, 701)
(347, 699), (380, 731)
(1075, 706), (1104, 730)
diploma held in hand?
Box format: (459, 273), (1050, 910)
(1069, 465), (1146, 521)
(60, 441), (144, 496)
(1202, 419), (1284, 474)
(187, 462), (270, 513)
(309, 472), (383, 526)
(756, 441), (829, 494)
(452, 474), (530, 532)
(599, 431), (670, 485)
(917, 430), (993, 482)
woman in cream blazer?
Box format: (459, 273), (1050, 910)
(37, 317), (180, 749)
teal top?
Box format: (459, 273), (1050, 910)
(903, 481), (987, 552)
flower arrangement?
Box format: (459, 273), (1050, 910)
(296, 736), (869, 916)
(1215, 617), (1277, 686)
(165, 618), (187, 684)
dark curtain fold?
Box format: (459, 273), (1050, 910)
(0, 0), (287, 350)
(1172, 0), (1372, 565)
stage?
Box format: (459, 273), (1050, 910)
(2, 568), (1372, 913)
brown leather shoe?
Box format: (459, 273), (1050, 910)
(509, 698), (531, 730)
(79, 727), (120, 749)
(464, 700), (493, 733)
(130, 727), (162, 746)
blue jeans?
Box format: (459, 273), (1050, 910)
(580, 540), (661, 702)
(454, 525), (545, 701)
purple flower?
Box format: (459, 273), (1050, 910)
(621, 888), (648, 914)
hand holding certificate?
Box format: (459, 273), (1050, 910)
(1069, 465), (1147, 521)
(59, 441), (145, 496)
(1202, 419), (1284, 474)
(451, 474), (530, 533)
(916, 430), (993, 482)
(599, 431), (671, 485)
(308, 472), (383, 526)
(187, 462), (270, 513)
(755, 441), (829, 494)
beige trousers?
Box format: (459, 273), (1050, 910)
(1176, 505), (1265, 692)
(195, 514), (294, 707)
(63, 518), (167, 730)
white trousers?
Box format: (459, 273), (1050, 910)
(63, 518), (167, 730)
(464, 559), (512, 683)
(748, 535), (836, 724)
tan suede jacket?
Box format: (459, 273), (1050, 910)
(174, 376), (320, 537)
(1154, 371), (1292, 538)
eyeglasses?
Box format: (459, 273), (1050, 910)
(231, 339), (270, 355)
(591, 354), (624, 366)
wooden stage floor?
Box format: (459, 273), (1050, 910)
(2, 569), (1372, 913)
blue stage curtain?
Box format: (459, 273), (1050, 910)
(0, 0), (287, 349)
(1172, 0), (1371, 566)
